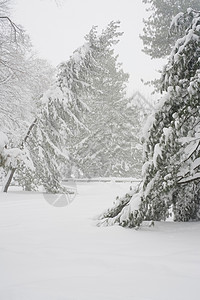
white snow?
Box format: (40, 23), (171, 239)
(191, 157), (200, 171)
(130, 191), (142, 211)
(153, 143), (162, 167)
(72, 42), (91, 64)
(170, 12), (184, 29)
(0, 182), (200, 300)
(141, 160), (152, 177)
(178, 172), (200, 184)
(142, 114), (155, 140)
(163, 127), (172, 143)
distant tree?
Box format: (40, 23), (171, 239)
(141, 0), (200, 58)
(72, 22), (147, 178)
(73, 90), (151, 179)
(124, 92), (154, 177)
(99, 8), (200, 227)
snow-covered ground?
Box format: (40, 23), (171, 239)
(0, 182), (200, 300)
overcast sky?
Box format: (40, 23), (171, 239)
(11, 0), (164, 98)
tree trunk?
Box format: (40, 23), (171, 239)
(2, 118), (38, 193)
(2, 168), (16, 192)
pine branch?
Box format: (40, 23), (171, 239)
(183, 140), (200, 164)
(178, 174), (200, 185)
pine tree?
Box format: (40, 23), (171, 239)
(72, 22), (145, 178)
(141, 0), (200, 58)
(99, 8), (200, 227)
(124, 92), (154, 178)
(18, 22), (130, 191)
(18, 40), (95, 192)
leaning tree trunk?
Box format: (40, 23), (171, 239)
(2, 168), (16, 192)
(2, 118), (37, 193)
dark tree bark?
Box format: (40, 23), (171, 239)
(2, 168), (16, 192)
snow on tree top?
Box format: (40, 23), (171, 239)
(72, 42), (91, 64)
(170, 12), (184, 29)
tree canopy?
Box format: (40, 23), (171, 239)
(141, 0), (200, 58)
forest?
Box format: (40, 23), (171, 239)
(0, 1), (200, 299)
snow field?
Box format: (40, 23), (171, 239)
(0, 182), (200, 300)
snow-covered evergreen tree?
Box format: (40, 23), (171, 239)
(72, 22), (145, 178)
(141, 0), (200, 58)
(99, 8), (200, 227)
(18, 40), (95, 192)
(18, 22), (129, 191)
